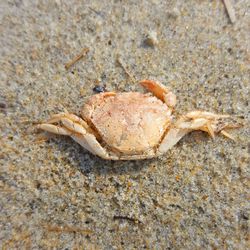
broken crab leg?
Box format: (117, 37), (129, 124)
(158, 111), (239, 154)
(220, 130), (235, 141)
(139, 79), (176, 108)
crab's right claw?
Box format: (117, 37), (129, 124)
(158, 111), (243, 154)
(181, 111), (243, 140)
(139, 79), (176, 108)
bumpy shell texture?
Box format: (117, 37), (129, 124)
(82, 92), (171, 155)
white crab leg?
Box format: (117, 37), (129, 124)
(140, 79), (177, 108)
(70, 134), (114, 159)
(185, 111), (229, 119)
(158, 111), (240, 154)
(37, 114), (118, 160)
(47, 113), (90, 130)
(60, 117), (114, 159)
(37, 124), (69, 135)
(158, 128), (190, 153)
(36, 123), (96, 154)
(61, 118), (87, 135)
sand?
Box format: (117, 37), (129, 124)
(1, 0), (249, 249)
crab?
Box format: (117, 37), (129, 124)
(37, 80), (239, 160)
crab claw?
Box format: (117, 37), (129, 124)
(177, 111), (242, 139)
(139, 79), (176, 108)
(158, 111), (243, 153)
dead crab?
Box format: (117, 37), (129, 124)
(37, 80), (238, 160)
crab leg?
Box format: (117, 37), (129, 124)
(37, 114), (118, 160)
(37, 123), (95, 154)
(37, 124), (70, 135)
(158, 111), (241, 154)
(59, 117), (110, 157)
(140, 79), (177, 108)
(46, 113), (93, 132)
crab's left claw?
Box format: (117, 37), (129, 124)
(36, 113), (119, 160)
(158, 111), (243, 154)
(139, 79), (176, 108)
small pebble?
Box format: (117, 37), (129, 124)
(0, 102), (7, 109)
(93, 85), (106, 93)
(167, 7), (180, 19)
(144, 30), (158, 47)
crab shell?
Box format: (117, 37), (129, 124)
(81, 92), (172, 157)
(38, 80), (236, 160)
